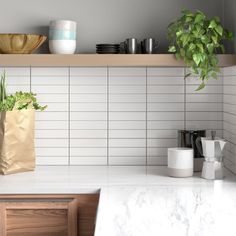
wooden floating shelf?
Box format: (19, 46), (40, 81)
(0, 54), (235, 67)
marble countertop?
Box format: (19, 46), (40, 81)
(0, 166), (236, 236)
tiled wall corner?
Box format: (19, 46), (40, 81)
(185, 74), (223, 138)
(223, 66), (236, 174)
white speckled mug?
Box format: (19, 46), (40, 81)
(168, 148), (194, 178)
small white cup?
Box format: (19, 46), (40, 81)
(168, 148), (193, 178)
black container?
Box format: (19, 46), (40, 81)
(178, 130), (206, 171)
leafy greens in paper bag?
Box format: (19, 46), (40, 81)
(0, 71), (47, 111)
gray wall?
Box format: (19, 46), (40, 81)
(224, 0), (236, 52)
(1, 0), (224, 53)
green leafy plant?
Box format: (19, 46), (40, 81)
(167, 9), (233, 90)
(0, 72), (47, 111)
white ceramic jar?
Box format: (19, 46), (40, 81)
(49, 20), (77, 54)
(168, 148), (194, 178)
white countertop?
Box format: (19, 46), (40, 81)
(1, 166), (236, 236)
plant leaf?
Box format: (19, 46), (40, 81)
(196, 82), (206, 91)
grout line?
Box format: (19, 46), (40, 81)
(68, 66), (71, 166)
(184, 67), (186, 130)
(146, 66), (148, 166)
(30, 66), (32, 92)
(107, 66), (109, 166)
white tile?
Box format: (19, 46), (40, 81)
(71, 148), (107, 156)
(147, 67), (184, 76)
(224, 113), (236, 125)
(186, 112), (222, 121)
(110, 76), (145, 85)
(147, 112), (184, 121)
(223, 95), (236, 105)
(148, 94), (184, 103)
(35, 139), (68, 148)
(35, 121), (68, 130)
(70, 130), (107, 138)
(186, 121), (222, 130)
(147, 103), (184, 112)
(36, 147), (68, 156)
(186, 85), (222, 94)
(109, 85), (145, 94)
(109, 139), (146, 148)
(36, 112), (68, 121)
(70, 103), (107, 112)
(0, 67), (30, 76)
(224, 130), (236, 144)
(148, 85), (184, 94)
(43, 103), (69, 112)
(147, 139), (177, 148)
(32, 85), (68, 94)
(109, 130), (146, 139)
(186, 76), (223, 85)
(70, 67), (107, 76)
(147, 147), (167, 156)
(147, 156), (167, 165)
(110, 94), (145, 103)
(109, 103), (146, 112)
(224, 85), (236, 95)
(70, 156), (107, 165)
(6, 76), (30, 85)
(32, 76), (68, 85)
(70, 112), (107, 121)
(186, 94), (222, 103)
(71, 85), (106, 94)
(71, 121), (107, 129)
(36, 156), (68, 165)
(7, 85), (30, 93)
(147, 130), (178, 139)
(223, 66), (236, 76)
(109, 147), (146, 156)
(32, 67), (68, 76)
(109, 112), (145, 121)
(224, 104), (236, 115)
(109, 67), (146, 76)
(70, 76), (107, 85)
(186, 103), (222, 112)
(147, 121), (184, 130)
(70, 94), (107, 103)
(148, 76), (184, 85)
(35, 130), (68, 139)
(109, 157), (146, 165)
(37, 94), (69, 103)
(223, 75), (236, 85)
(109, 121), (145, 130)
(70, 139), (107, 148)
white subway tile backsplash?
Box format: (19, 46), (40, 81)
(6, 66), (230, 167)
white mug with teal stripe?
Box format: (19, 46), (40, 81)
(49, 20), (77, 54)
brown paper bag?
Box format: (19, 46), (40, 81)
(0, 109), (35, 175)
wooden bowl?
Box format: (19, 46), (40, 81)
(0, 34), (47, 54)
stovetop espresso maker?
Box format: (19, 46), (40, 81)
(196, 131), (227, 180)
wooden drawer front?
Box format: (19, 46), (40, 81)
(0, 200), (77, 236)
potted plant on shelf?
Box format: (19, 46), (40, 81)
(0, 71), (47, 175)
(167, 9), (233, 90)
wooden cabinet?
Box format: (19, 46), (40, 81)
(0, 194), (99, 236)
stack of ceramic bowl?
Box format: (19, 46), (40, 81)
(49, 20), (77, 54)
